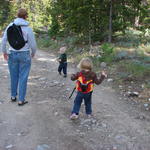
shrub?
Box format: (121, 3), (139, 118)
(119, 61), (150, 78)
(99, 43), (114, 62)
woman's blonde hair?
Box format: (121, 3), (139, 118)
(17, 8), (28, 19)
(78, 57), (93, 71)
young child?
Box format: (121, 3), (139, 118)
(58, 46), (67, 77)
(70, 57), (107, 119)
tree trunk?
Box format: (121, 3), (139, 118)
(89, 14), (92, 46)
(108, 0), (112, 43)
(135, 16), (140, 27)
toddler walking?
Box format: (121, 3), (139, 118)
(70, 57), (107, 119)
(58, 46), (67, 77)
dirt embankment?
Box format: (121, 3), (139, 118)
(0, 50), (150, 150)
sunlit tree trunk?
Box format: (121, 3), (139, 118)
(108, 0), (112, 43)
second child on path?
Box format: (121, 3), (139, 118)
(70, 57), (107, 120)
(57, 46), (67, 78)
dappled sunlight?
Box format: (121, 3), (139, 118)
(28, 75), (41, 80)
(36, 57), (57, 62)
(115, 46), (136, 52)
(28, 82), (37, 86)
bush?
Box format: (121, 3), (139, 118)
(99, 43), (114, 62)
(119, 61), (150, 78)
(138, 44), (150, 54)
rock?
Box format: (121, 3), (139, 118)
(128, 91), (139, 97)
(17, 133), (22, 136)
(144, 103), (148, 107)
(119, 85), (123, 89)
(6, 144), (14, 149)
(135, 115), (145, 120)
(91, 119), (96, 124)
(146, 108), (149, 111)
(37, 100), (49, 104)
(100, 62), (107, 68)
(107, 78), (113, 82)
(141, 84), (145, 89)
(17, 131), (27, 136)
(76, 129), (80, 133)
(79, 132), (85, 137)
(38, 77), (46, 81)
(53, 81), (59, 84)
(81, 119), (92, 125)
(37, 144), (50, 150)
(112, 146), (117, 150)
(66, 88), (70, 91)
(54, 112), (58, 116)
(97, 54), (102, 58)
(101, 123), (107, 128)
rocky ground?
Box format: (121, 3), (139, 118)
(0, 50), (150, 150)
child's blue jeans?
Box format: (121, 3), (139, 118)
(72, 91), (92, 115)
(8, 51), (31, 101)
(58, 62), (67, 75)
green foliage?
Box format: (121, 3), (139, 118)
(119, 61), (150, 78)
(49, 0), (150, 42)
(99, 43), (114, 62)
(0, 0), (149, 43)
(115, 28), (150, 47)
(0, 0), (52, 31)
(138, 44), (150, 54)
(0, 0), (11, 30)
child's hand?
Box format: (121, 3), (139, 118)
(56, 58), (61, 62)
(101, 71), (107, 78)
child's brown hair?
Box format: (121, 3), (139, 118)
(77, 57), (93, 71)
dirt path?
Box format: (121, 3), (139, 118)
(0, 50), (150, 150)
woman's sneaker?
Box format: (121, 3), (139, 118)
(70, 113), (79, 120)
(11, 96), (17, 102)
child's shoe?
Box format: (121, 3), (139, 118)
(70, 113), (79, 120)
(64, 74), (67, 78)
(58, 72), (61, 75)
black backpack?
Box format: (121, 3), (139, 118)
(7, 23), (27, 50)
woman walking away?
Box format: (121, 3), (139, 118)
(70, 57), (107, 119)
(1, 8), (37, 106)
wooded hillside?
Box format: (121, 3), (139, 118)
(0, 0), (150, 43)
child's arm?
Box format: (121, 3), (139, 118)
(93, 71), (107, 85)
(56, 57), (61, 62)
(71, 72), (79, 81)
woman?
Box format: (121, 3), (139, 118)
(1, 8), (37, 106)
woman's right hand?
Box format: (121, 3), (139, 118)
(3, 53), (8, 61)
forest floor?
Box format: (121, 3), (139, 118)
(0, 50), (150, 150)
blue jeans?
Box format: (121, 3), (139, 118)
(8, 51), (31, 102)
(58, 62), (67, 75)
(72, 91), (92, 115)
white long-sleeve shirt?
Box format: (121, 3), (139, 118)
(1, 18), (37, 54)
